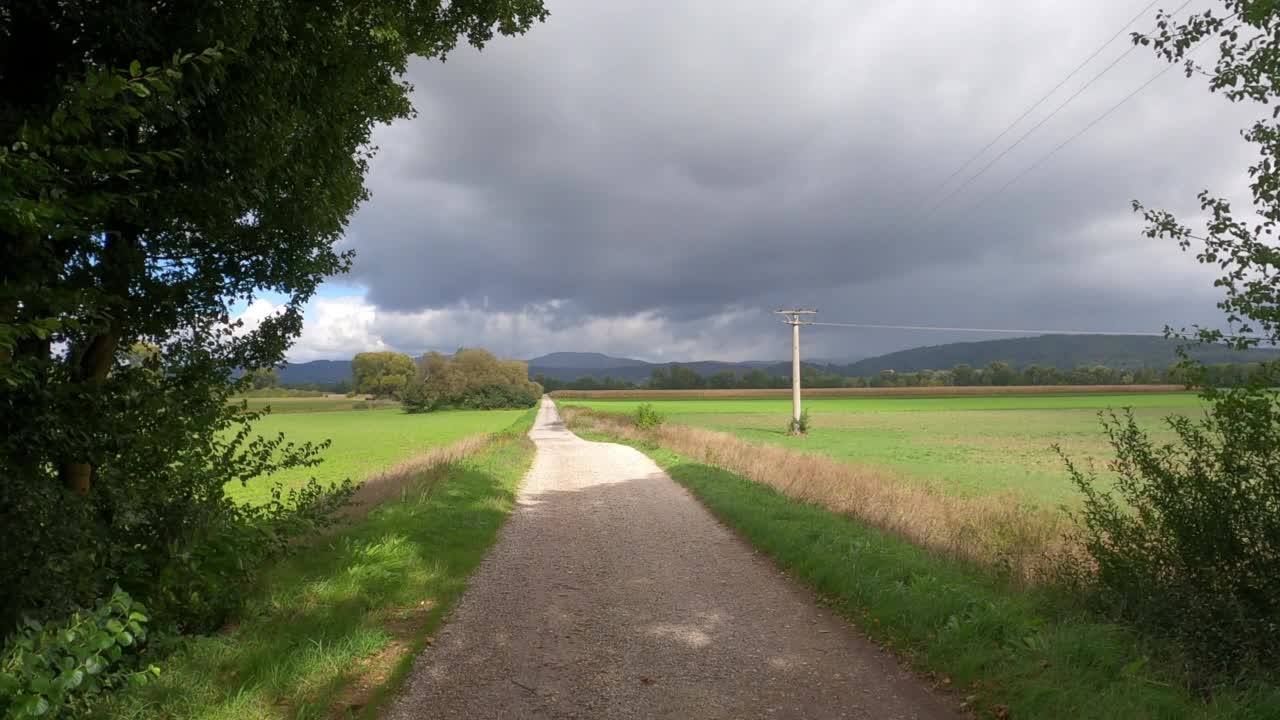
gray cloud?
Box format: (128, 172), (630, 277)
(337, 0), (1259, 361)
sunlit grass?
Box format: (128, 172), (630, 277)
(109, 411), (537, 719)
(561, 393), (1201, 506)
(227, 407), (527, 505)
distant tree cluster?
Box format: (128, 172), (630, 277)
(536, 361), (1276, 391)
(535, 375), (637, 392)
(352, 352), (417, 398)
(860, 362), (1271, 388)
(403, 349), (543, 413)
(279, 379), (354, 394)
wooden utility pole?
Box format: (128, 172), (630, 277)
(775, 309), (817, 433)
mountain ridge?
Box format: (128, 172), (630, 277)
(275, 335), (1279, 386)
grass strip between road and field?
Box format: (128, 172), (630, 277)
(106, 408), (538, 720)
(567, 425), (1280, 720)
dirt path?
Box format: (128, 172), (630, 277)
(385, 398), (959, 719)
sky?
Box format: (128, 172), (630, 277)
(241, 0), (1262, 363)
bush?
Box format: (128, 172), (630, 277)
(1061, 393), (1280, 680)
(147, 479), (355, 632)
(402, 349), (542, 413)
(788, 409), (811, 435)
(632, 403), (665, 430)
(0, 589), (159, 719)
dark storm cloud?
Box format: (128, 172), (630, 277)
(339, 0), (1259, 359)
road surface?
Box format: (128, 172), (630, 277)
(386, 397), (958, 719)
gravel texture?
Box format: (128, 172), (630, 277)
(384, 398), (959, 719)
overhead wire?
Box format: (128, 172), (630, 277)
(923, 0), (1164, 201)
(968, 34), (1214, 213)
(805, 321), (1166, 336)
(911, 0), (1193, 223)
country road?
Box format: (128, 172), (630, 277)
(385, 397), (958, 719)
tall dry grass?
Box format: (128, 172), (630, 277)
(561, 406), (1075, 582)
(337, 434), (495, 522)
(551, 385), (1185, 400)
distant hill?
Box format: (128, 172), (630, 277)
(277, 335), (1276, 387)
(527, 355), (780, 382)
(277, 359), (352, 385)
(841, 335), (1280, 375)
(526, 352), (650, 369)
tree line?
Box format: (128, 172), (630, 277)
(536, 360), (1275, 391)
(351, 349), (542, 412)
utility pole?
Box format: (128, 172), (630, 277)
(775, 309), (817, 433)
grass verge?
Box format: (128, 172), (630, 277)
(569, 423), (1280, 719)
(105, 409), (538, 720)
(561, 406), (1066, 582)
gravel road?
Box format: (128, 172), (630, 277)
(385, 397), (959, 719)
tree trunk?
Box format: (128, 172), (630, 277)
(58, 228), (139, 496)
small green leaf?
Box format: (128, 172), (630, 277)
(21, 694), (51, 717)
(129, 60), (142, 76)
(1121, 657), (1148, 677)
(60, 669), (84, 690)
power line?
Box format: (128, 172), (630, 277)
(922, 0), (1194, 216)
(970, 35), (1213, 213)
(924, 0), (1163, 200)
(808, 321), (1165, 336)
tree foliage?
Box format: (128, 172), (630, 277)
(402, 349), (542, 412)
(0, 0), (547, 642)
(351, 351), (416, 399)
(1060, 1), (1280, 682)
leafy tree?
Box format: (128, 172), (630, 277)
(352, 351), (416, 399)
(738, 368), (772, 389)
(669, 365), (706, 390)
(248, 367), (280, 390)
(986, 361), (1017, 386)
(708, 370), (738, 389)
(1061, 2), (1280, 680)
(403, 348), (541, 412)
(648, 367), (671, 389)
(0, 1), (546, 636)
(951, 363), (977, 385)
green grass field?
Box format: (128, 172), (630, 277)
(560, 393), (1203, 506)
(233, 395), (397, 414)
(112, 412), (538, 719)
(228, 406), (528, 504)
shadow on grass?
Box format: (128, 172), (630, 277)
(108, 437), (532, 720)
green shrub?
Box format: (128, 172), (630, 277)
(632, 403), (665, 430)
(788, 409), (811, 435)
(147, 479), (355, 633)
(0, 589), (159, 719)
(351, 401), (372, 410)
(402, 349), (543, 413)
(1061, 393), (1280, 681)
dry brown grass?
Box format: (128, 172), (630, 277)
(561, 406), (1075, 582)
(550, 385), (1184, 400)
(337, 434), (494, 523)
